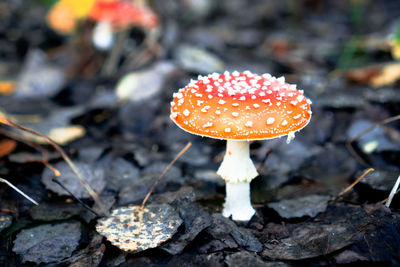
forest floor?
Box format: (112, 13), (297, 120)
(1, 0), (400, 266)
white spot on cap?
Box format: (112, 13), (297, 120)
(195, 93), (203, 97)
(262, 99), (272, 105)
(290, 101), (298, 106)
(215, 110), (221, 115)
(307, 99), (312, 104)
(183, 109), (190, 116)
(170, 101), (175, 106)
(208, 95), (213, 99)
(239, 96), (246, 101)
(197, 100), (204, 106)
(232, 112), (239, 117)
(267, 117), (275, 125)
(294, 114), (301, 119)
(282, 120), (288, 126)
(171, 112), (177, 118)
(174, 92), (183, 99)
(232, 103), (239, 107)
(251, 95), (257, 99)
(201, 106), (210, 112)
(253, 104), (260, 108)
(296, 95), (304, 102)
(259, 92), (266, 96)
(225, 127), (231, 132)
(277, 76), (285, 83)
(218, 99), (226, 105)
(245, 121), (253, 127)
(203, 122), (213, 128)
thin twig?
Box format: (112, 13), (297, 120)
(331, 168), (374, 201)
(257, 148), (273, 173)
(52, 179), (99, 216)
(0, 115), (105, 214)
(346, 114), (400, 167)
(135, 142), (192, 235)
(0, 177), (38, 205)
(101, 29), (129, 77)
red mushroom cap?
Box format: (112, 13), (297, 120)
(89, 0), (158, 29)
(170, 71), (312, 140)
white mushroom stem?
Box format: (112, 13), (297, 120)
(217, 140), (258, 221)
(92, 21), (114, 50)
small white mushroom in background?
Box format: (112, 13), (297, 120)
(170, 71), (312, 221)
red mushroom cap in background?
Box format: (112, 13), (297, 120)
(170, 71), (312, 140)
(89, 0), (158, 30)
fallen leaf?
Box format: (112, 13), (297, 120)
(12, 221), (81, 264)
(42, 161), (105, 198)
(47, 126), (85, 145)
(0, 80), (16, 95)
(96, 204), (182, 253)
(15, 49), (66, 99)
(116, 61), (177, 103)
(267, 195), (330, 219)
(0, 139), (17, 158)
(370, 63), (400, 87)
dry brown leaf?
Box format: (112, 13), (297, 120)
(345, 62), (400, 87)
(345, 65), (382, 84)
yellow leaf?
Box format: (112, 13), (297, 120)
(62, 0), (96, 19)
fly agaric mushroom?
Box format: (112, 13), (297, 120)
(170, 71), (312, 221)
(89, 0), (158, 50)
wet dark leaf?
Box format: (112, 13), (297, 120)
(200, 214), (262, 253)
(225, 251), (288, 267)
(261, 204), (397, 261)
(69, 233), (105, 267)
(30, 202), (85, 221)
(14, 49), (65, 99)
(359, 168), (399, 191)
(268, 195), (330, 219)
(12, 221), (81, 264)
(42, 161), (106, 198)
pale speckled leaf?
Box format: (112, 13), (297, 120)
(96, 204), (182, 253)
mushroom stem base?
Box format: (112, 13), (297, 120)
(223, 182), (255, 221)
